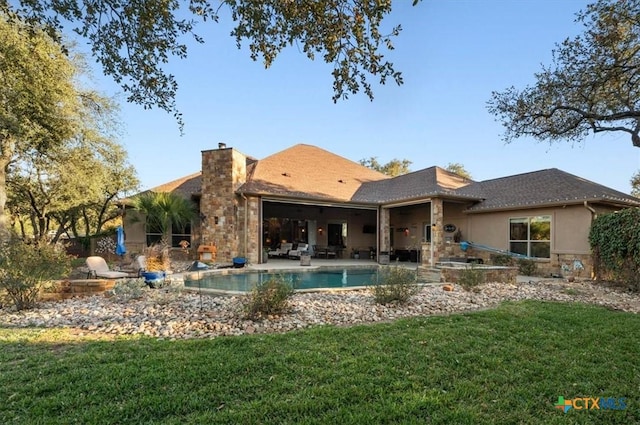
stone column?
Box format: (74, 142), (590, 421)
(379, 207), (390, 253)
(431, 198), (444, 265)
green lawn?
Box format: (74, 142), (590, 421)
(1, 301), (638, 424)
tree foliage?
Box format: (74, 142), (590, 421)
(7, 132), (139, 243)
(444, 162), (472, 179)
(488, 0), (640, 147)
(5, 0), (408, 128)
(1, 15), (138, 242)
(0, 13), (80, 241)
(359, 156), (412, 177)
(589, 207), (640, 291)
(631, 170), (640, 197)
(130, 191), (196, 239)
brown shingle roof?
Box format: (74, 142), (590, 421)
(146, 172), (202, 199)
(459, 168), (640, 212)
(239, 144), (389, 202)
(135, 146), (640, 212)
(352, 166), (477, 204)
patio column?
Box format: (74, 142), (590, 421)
(431, 198), (444, 265)
(379, 207), (390, 253)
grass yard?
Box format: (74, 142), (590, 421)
(1, 300), (638, 424)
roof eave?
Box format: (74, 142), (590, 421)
(463, 197), (640, 214)
(239, 189), (379, 207)
(380, 192), (483, 207)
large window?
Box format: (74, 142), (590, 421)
(509, 215), (551, 258)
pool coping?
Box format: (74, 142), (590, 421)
(182, 264), (384, 295)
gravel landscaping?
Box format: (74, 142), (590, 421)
(1, 278), (638, 340)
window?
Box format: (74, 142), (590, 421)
(423, 224), (432, 242)
(145, 221), (163, 246)
(509, 216), (551, 258)
(171, 222), (191, 248)
(146, 222), (192, 248)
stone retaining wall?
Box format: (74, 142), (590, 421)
(439, 266), (517, 284)
(39, 279), (116, 301)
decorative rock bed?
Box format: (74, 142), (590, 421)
(2, 279), (638, 340)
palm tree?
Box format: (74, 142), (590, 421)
(130, 191), (196, 270)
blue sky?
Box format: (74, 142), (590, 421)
(86, 0), (639, 194)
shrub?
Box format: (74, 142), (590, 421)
(244, 275), (294, 320)
(589, 208), (640, 291)
(491, 254), (514, 267)
(0, 238), (71, 310)
(95, 236), (116, 254)
(457, 265), (485, 291)
(108, 279), (147, 303)
(0, 288), (10, 309)
(370, 266), (420, 305)
(517, 259), (537, 276)
(145, 241), (171, 272)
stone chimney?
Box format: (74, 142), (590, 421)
(200, 147), (247, 262)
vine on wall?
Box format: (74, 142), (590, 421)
(589, 208), (640, 291)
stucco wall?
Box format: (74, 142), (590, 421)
(464, 204), (599, 276)
(442, 202), (470, 242)
(465, 205), (593, 255)
(123, 210), (147, 256)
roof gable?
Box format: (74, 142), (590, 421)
(352, 166), (475, 203)
(146, 172), (202, 199)
(239, 144), (389, 201)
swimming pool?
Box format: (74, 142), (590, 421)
(183, 267), (381, 293)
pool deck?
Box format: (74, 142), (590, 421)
(248, 258), (418, 271)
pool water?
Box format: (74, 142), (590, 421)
(184, 268), (380, 292)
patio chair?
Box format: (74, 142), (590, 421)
(288, 243), (309, 259)
(85, 256), (130, 279)
(121, 255), (146, 277)
(268, 242), (293, 258)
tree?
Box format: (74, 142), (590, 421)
(7, 133), (139, 243)
(488, 0), (640, 147)
(0, 13), (80, 241)
(631, 171), (640, 197)
(359, 157), (412, 177)
(130, 192), (196, 243)
(444, 163), (472, 179)
(130, 191), (197, 271)
(5, 0), (411, 128)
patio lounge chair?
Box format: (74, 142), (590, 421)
(268, 242), (293, 258)
(86, 256), (130, 279)
(288, 243), (309, 259)
(121, 255), (146, 277)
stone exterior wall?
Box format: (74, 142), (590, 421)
(200, 147), (248, 263)
(547, 253), (593, 278)
(460, 249), (594, 278)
